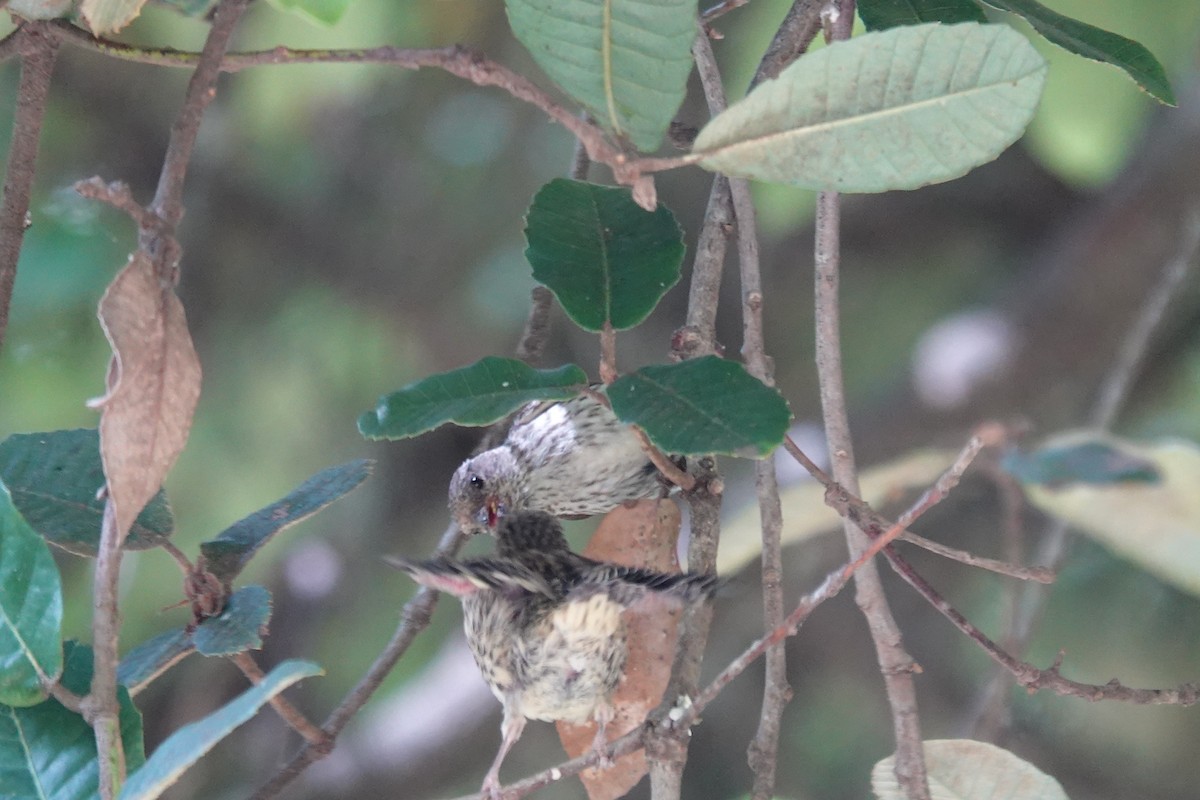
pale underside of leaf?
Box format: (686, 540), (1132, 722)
(81, 0), (149, 34)
(872, 739), (1068, 800)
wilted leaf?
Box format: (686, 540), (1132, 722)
(872, 739), (1067, 799)
(0, 429), (174, 556)
(981, 0), (1175, 105)
(199, 460), (372, 587)
(91, 252), (201, 540)
(693, 23), (1046, 192)
(1002, 437), (1159, 486)
(608, 357), (791, 457)
(119, 627), (194, 696)
(0, 641), (144, 800)
(359, 357), (586, 439)
(525, 179), (684, 333)
(192, 586), (272, 657)
(1021, 434), (1200, 598)
(81, 0), (149, 33)
(119, 659), (322, 800)
(557, 500), (683, 799)
(0, 483), (63, 706)
(720, 448), (957, 576)
(857, 0), (986, 29)
(507, 0), (695, 151)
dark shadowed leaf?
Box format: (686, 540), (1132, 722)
(199, 460), (371, 587)
(192, 586), (273, 657)
(981, 0), (1175, 105)
(608, 356), (791, 457)
(0, 641), (143, 800)
(857, 0), (986, 29)
(119, 659), (322, 800)
(359, 357), (587, 439)
(0, 429), (173, 556)
(506, 0), (695, 151)
(873, 739), (1067, 799)
(524, 179), (684, 332)
(1003, 438), (1159, 486)
(118, 627), (195, 696)
(693, 23), (1046, 192)
(0, 483), (62, 706)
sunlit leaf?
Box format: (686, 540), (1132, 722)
(0, 429), (173, 556)
(982, 0), (1175, 105)
(119, 659), (322, 800)
(359, 357), (587, 440)
(525, 179), (684, 332)
(507, 0), (696, 151)
(199, 460), (371, 587)
(693, 23), (1046, 192)
(857, 0), (986, 29)
(608, 357), (791, 457)
(81, 0), (148, 33)
(873, 739), (1067, 799)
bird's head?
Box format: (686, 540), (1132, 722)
(448, 448), (523, 534)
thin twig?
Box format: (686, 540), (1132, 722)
(86, 502), (127, 798)
(749, 0), (824, 88)
(0, 21), (59, 356)
(631, 425), (696, 492)
(232, 652), (330, 747)
(158, 538), (194, 575)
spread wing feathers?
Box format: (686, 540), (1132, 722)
(385, 555), (557, 598)
(571, 563), (719, 607)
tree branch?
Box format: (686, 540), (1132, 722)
(232, 652), (331, 747)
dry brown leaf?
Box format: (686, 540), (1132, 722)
(90, 252), (201, 539)
(556, 498), (683, 800)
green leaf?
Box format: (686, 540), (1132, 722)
(265, 0), (351, 26)
(0, 429), (174, 557)
(7, 0), (75, 20)
(506, 0), (696, 151)
(0, 483), (62, 707)
(119, 627), (194, 696)
(192, 586), (272, 657)
(524, 179), (684, 332)
(608, 356), (791, 457)
(693, 22), (1047, 192)
(80, 0), (148, 33)
(199, 460), (372, 587)
(359, 357), (587, 440)
(873, 739), (1067, 799)
(1002, 438), (1159, 486)
(857, 0), (987, 29)
(1020, 434), (1200, 598)
(981, 0), (1175, 105)
(154, 0), (220, 16)
(0, 642), (144, 800)
(120, 659), (323, 800)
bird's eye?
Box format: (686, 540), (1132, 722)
(469, 474), (485, 490)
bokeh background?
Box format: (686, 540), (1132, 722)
(2, 0), (1200, 798)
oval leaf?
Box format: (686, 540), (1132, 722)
(119, 659), (322, 800)
(192, 586), (272, 657)
(608, 356), (791, 457)
(525, 179), (684, 332)
(872, 739), (1068, 799)
(0, 483), (63, 706)
(1, 642), (144, 800)
(118, 628), (194, 696)
(693, 22), (1047, 192)
(981, 0), (1175, 105)
(1020, 434), (1200, 598)
(858, 0), (986, 29)
(507, 0), (696, 151)
(199, 460), (372, 587)
(0, 429), (174, 556)
(359, 357), (587, 440)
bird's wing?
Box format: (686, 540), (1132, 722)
(384, 555), (558, 599)
(570, 562), (719, 606)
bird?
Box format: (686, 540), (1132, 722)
(386, 511), (717, 798)
(448, 392), (671, 534)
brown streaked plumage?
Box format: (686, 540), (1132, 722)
(387, 511), (717, 798)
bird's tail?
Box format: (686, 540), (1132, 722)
(384, 555), (557, 598)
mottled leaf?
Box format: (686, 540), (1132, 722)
(608, 356), (791, 457)
(693, 22), (1046, 192)
(873, 739), (1067, 799)
(192, 586), (272, 657)
(0, 483), (62, 706)
(507, 0), (696, 151)
(0, 429), (173, 556)
(119, 659), (322, 800)
(982, 0), (1175, 105)
(359, 357), (587, 440)
(199, 460), (371, 587)
(524, 179), (684, 332)
(118, 627), (194, 696)
(91, 252), (201, 540)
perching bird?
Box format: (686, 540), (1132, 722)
(387, 511), (717, 798)
(449, 392), (669, 534)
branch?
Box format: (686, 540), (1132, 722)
(0, 21), (59, 356)
(749, 0), (824, 88)
(232, 652), (331, 747)
(85, 501), (127, 798)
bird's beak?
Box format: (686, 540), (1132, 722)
(485, 497), (500, 528)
